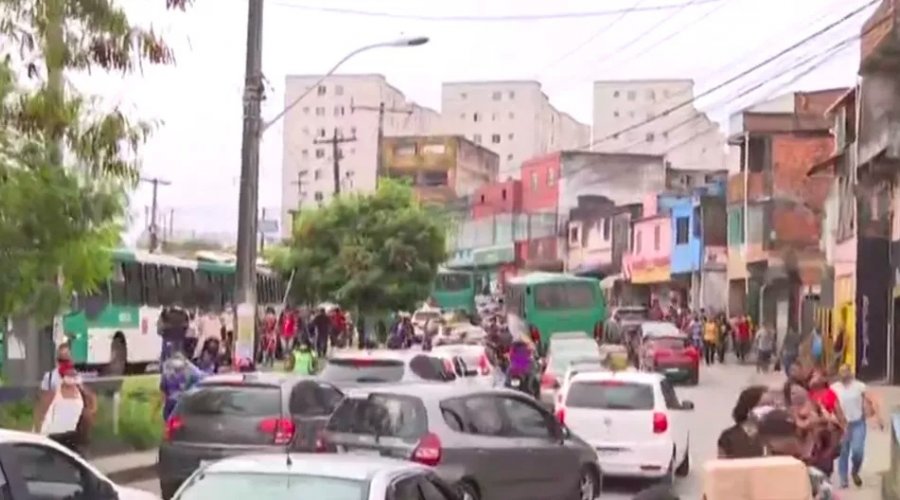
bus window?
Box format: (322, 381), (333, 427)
(122, 262), (142, 305)
(110, 262), (127, 305)
(159, 266), (179, 306)
(142, 264), (160, 306)
(222, 274), (234, 305)
(195, 271), (213, 309)
(179, 268), (196, 307)
(534, 283), (596, 310)
(505, 285), (525, 316)
(436, 273), (471, 291)
(211, 274), (225, 308)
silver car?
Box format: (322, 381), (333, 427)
(321, 349), (458, 385)
(172, 453), (460, 500)
(324, 383), (602, 500)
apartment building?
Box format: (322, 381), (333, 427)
(280, 74), (440, 237)
(441, 80), (590, 176)
(592, 79), (726, 171)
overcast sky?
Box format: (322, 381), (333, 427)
(71, 0), (871, 242)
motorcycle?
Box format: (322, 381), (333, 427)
(505, 372), (539, 399)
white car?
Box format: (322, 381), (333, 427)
(172, 453), (459, 499)
(430, 343), (497, 388)
(540, 335), (602, 405)
(555, 370), (693, 482)
(554, 360), (609, 410)
(320, 350), (458, 384)
(0, 428), (159, 500)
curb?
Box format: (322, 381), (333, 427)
(106, 462), (158, 485)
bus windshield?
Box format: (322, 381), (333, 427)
(534, 282), (596, 310)
(435, 272), (472, 292)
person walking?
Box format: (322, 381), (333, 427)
(780, 327), (802, 375)
(735, 315), (751, 363)
(158, 302), (190, 361)
(831, 364), (884, 489)
(716, 314), (731, 364)
(279, 306), (298, 358)
(311, 307), (332, 358)
(755, 324), (775, 373)
(41, 343), (81, 395)
(159, 352), (205, 421)
(717, 385), (767, 458)
(702, 316), (719, 366)
(34, 364), (96, 454)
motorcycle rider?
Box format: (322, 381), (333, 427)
(506, 336), (538, 397)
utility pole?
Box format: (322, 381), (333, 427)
(140, 177), (172, 253)
(350, 100), (412, 184)
(168, 209), (175, 239)
(259, 207), (267, 254)
(314, 128), (357, 196)
(234, 0), (265, 363)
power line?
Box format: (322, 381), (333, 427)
(593, 0), (702, 67)
(273, 0), (730, 22)
(577, 0), (878, 152)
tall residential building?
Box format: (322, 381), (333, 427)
(441, 80), (590, 176)
(592, 79), (726, 171)
(280, 74), (440, 238)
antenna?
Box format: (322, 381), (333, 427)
(278, 380), (293, 467)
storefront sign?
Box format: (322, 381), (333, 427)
(629, 257), (671, 284)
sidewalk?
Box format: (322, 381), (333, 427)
(92, 449), (158, 484)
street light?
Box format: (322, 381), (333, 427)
(261, 36), (430, 134)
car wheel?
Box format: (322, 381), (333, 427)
(676, 444), (691, 477)
(658, 451), (675, 485)
(456, 480), (480, 500)
(105, 335), (127, 376)
(574, 466), (598, 500)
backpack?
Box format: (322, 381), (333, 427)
(811, 334), (823, 360)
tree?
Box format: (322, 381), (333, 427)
(281, 180), (447, 314)
(0, 0), (188, 320)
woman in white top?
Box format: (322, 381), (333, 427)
(33, 365), (96, 454)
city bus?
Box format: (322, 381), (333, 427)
(61, 248), (285, 374)
(431, 268), (477, 315)
(504, 272), (607, 348)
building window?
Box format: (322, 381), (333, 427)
(315, 107), (325, 116)
(675, 217), (689, 245)
(547, 168), (556, 187)
(314, 191), (324, 201)
(317, 127), (326, 137)
(315, 148), (325, 158)
(301, 149), (309, 158)
(693, 207), (702, 238)
(647, 89), (656, 100)
(395, 145), (416, 156)
(627, 90), (636, 101)
(530, 171), (538, 191)
(473, 134), (482, 144)
(613, 90), (620, 98)
(492, 112), (498, 121)
(507, 153), (513, 161)
(569, 226), (580, 246)
(335, 85), (344, 95)
(492, 91), (502, 101)
(653, 225), (661, 250)
(419, 171), (448, 186)
(317, 85), (326, 96)
(314, 169), (322, 180)
(602, 218), (611, 240)
(662, 131), (669, 139)
(422, 144), (446, 155)
(460, 113), (466, 120)
(646, 132), (655, 142)
(480, 194), (486, 203)
(728, 209), (744, 245)
(613, 111), (619, 117)
(460, 92), (467, 99)
(508, 112), (515, 119)
(302, 107), (310, 114)
(334, 105), (345, 116)
(473, 113), (480, 122)
(491, 134), (501, 144)
(507, 133), (514, 140)
(350, 126), (357, 136)
(501, 189), (507, 200)
(508, 91), (515, 99)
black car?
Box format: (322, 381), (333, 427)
(157, 372), (344, 499)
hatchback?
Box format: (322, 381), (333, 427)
(324, 383), (602, 500)
(158, 372), (345, 498)
(321, 350), (458, 385)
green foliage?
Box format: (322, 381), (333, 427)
(0, 0), (187, 320)
(281, 180), (448, 313)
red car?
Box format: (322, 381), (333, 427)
(639, 332), (700, 385)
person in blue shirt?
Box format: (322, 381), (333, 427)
(159, 352), (205, 421)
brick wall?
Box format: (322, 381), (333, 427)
(772, 134), (834, 208)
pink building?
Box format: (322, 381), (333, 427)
(623, 195), (678, 305)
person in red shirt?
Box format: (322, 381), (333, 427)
(808, 369), (845, 421)
(260, 307), (278, 366)
(279, 306), (298, 358)
(735, 316), (751, 363)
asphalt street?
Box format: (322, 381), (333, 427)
(127, 362), (770, 499)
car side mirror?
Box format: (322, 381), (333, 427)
(681, 400), (695, 410)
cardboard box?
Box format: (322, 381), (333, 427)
(703, 456), (813, 500)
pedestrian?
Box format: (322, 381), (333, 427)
(688, 315), (702, 351)
(717, 385), (767, 458)
(783, 381), (840, 477)
(755, 324), (775, 373)
(702, 316), (719, 366)
(717, 313), (731, 363)
(158, 301), (190, 361)
(34, 364), (97, 455)
(811, 327), (824, 369)
(831, 364), (884, 488)
(286, 338), (318, 375)
(735, 315), (751, 363)
(311, 307), (332, 358)
(259, 307), (278, 367)
(808, 369), (846, 427)
(184, 309), (199, 362)
(279, 306), (298, 357)
(780, 327), (801, 376)
(159, 352), (205, 421)
(220, 303), (235, 364)
(41, 343), (81, 395)
(756, 409), (835, 500)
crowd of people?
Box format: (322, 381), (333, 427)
(717, 362), (884, 497)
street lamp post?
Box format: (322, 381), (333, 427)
(232, 17), (428, 363)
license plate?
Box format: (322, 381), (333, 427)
(510, 379), (521, 387)
(596, 448), (621, 456)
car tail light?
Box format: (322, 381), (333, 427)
(541, 372), (560, 389)
(412, 432), (442, 466)
(555, 407), (566, 424)
(478, 354), (491, 375)
(163, 415), (183, 441)
(652, 412), (668, 434)
(529, 324), (541, 344)
(259, 417), (296, 445)
(685, 346), (700, 361)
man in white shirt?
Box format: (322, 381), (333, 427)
(40, 343), (81, 393)
(830, 364), (884, 489)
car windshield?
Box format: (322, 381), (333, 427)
(175, 472), (367, 500)
(566, 381), (655, 410)
(646, 337), (689, 350)
(178, 385), (281, 416)
(641, 322), (680, 337)
(614, 308), (648, 322)
(549, 343), (600, 373)
(319, 358), (405, 383)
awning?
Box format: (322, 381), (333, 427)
(570, 261), (610, 276)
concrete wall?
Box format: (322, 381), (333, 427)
(558, 153), (667, 215)
(626, 215), (672, 284)
(521, 153), (561, 214)
(701, 269), (728, 312)
(858, 73), (900, 165)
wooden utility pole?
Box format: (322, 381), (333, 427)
(314, 128), (357, 195)
(350, 100), (412, 184)
(139, 176), (172, 253)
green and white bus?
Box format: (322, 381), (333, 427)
(61, 248), (285, 374)
(431, 268), (478, 315)
(504, 272), (607, 347)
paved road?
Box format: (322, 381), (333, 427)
(126, 362), (769, 499)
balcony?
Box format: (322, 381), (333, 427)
(860, 0), (900, 73)
(727, 172), (767, 203)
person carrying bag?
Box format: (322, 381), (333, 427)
(33, 365), (96, 454)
